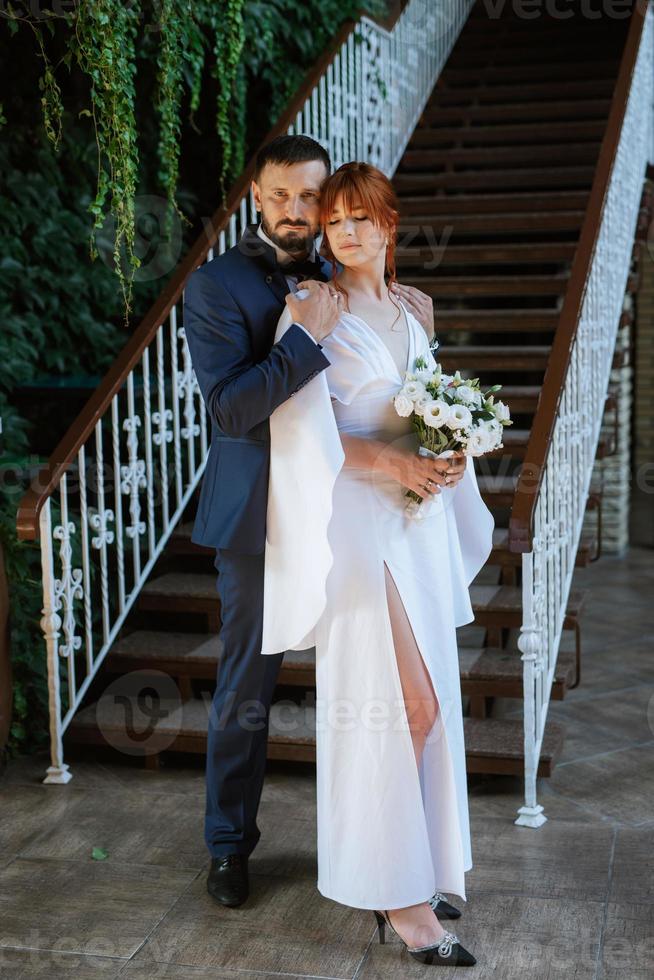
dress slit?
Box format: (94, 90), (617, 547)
(383, 559), (441, 766)
(380, 554), (468, 901)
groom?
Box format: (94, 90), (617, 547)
(183, 134), (442, 909)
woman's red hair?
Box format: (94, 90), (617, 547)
(319, 161), (400, 312)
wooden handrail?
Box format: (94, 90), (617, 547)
(508, 0), (649, 553)
(16, 4), (413, 543)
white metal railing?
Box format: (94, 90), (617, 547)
(514, 5), (654, 828)
(31, 0), (475, 783)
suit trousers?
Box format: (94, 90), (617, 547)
(205, 547), (284, 858)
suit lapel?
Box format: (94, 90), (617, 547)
(266, 269), (291, 305)
(237, 223), (332, 306)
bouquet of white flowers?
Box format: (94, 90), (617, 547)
(393, 355), (512, 519)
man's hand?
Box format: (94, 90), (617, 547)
(391, 282), (434, 340)
(286, 280), (342, 343)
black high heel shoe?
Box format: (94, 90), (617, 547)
(429, 891), (462, 920)
(373, 909), (476, 967)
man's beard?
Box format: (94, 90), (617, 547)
(260, 213), (317, 257)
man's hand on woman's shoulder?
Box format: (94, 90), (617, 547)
(285, 280), (343, 344)
(391, 282), (435, 341)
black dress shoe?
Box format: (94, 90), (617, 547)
(207, 854), (249, 907)
(429, 891), (462, 919)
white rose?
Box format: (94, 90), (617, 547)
(413, 394), (431, 417)
(449, 404), (473, 430)
(493, 400), (511, 423)
(394, 393), (414, 417)
(455, 385), (476, 405)
(415, 369), (435, 385)
(401, 380), (427, 401)
(422, 399), (452, 428)
(486, 418), (504, 450)
(466, 426), (490, 456)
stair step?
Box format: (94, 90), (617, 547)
(437, 346), (551, 372)
(470, 585), (586, 630)
(478, 475), (520, 507)
(168, 524), (213, 556)
(107, 632), (318, 687)
(107, 630), (579, 699)
(418, 101), (611, 126)
(398, 210), (585, 234)
(139, 573), (220, 629)
(459, 645), (576, 700)
(395, 245), (577, 272)
(411, 120), (604, 147)
(433, 310), (560, 333)
(441, 59), (617, 85)
(447, 44), (616, 70)
(489, 528), (598, 568)
(486, 428), (530, 459)
(497, 385), (542, 413)
(396, 191), (588, 216)
(166, 522), (205, 558)
(462, 717), (565, 776)
(109, 630), (219, 676)
(393, 166), (595, 193)
(66, 697), (565, 774)
(400, 143), (600, 170)
(401, 274), (568, 298)
(490, 429), (611, 462)
(134, 574), (587, 636)
(140, 572), (217, 608)
(423, 78), (615, 107)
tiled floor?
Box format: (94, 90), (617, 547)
(1, 496), (652, 979)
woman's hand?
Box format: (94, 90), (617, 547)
(390, 282), (434, 340)
(377, 446), (466, 496)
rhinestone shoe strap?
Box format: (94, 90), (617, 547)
(409, 930), (459, 956)
(428, 892), (449, 909)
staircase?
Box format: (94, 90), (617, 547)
(65, 4), (637, 778)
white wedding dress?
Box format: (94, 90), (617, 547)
(260, 296), (494, 910)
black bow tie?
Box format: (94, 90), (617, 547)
(282, 254), (325, 280)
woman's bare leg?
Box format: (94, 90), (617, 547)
(380, 562), (448, 947)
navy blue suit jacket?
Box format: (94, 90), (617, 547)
(182, 223), (333, 555)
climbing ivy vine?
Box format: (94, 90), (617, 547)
(1, 0), (384, 322)
(211, 0), (247, 201)
(74, 0), (141, 322)
(155, 0), (194, 238)
(2, 0), (248, 322)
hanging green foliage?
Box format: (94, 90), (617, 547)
(74, 0), (141, 324)
(180, 6), (207, 125)
(3, 5), (65, 147)
(2, 0), (387, 326)
(211, 0), (247, 204)
(155, 0), (193, 237)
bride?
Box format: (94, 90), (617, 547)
(260, 162), (494, 967)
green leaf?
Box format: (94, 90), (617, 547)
(91, 847), (109, 861)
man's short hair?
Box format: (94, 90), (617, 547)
(254, 134), (331, 182)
